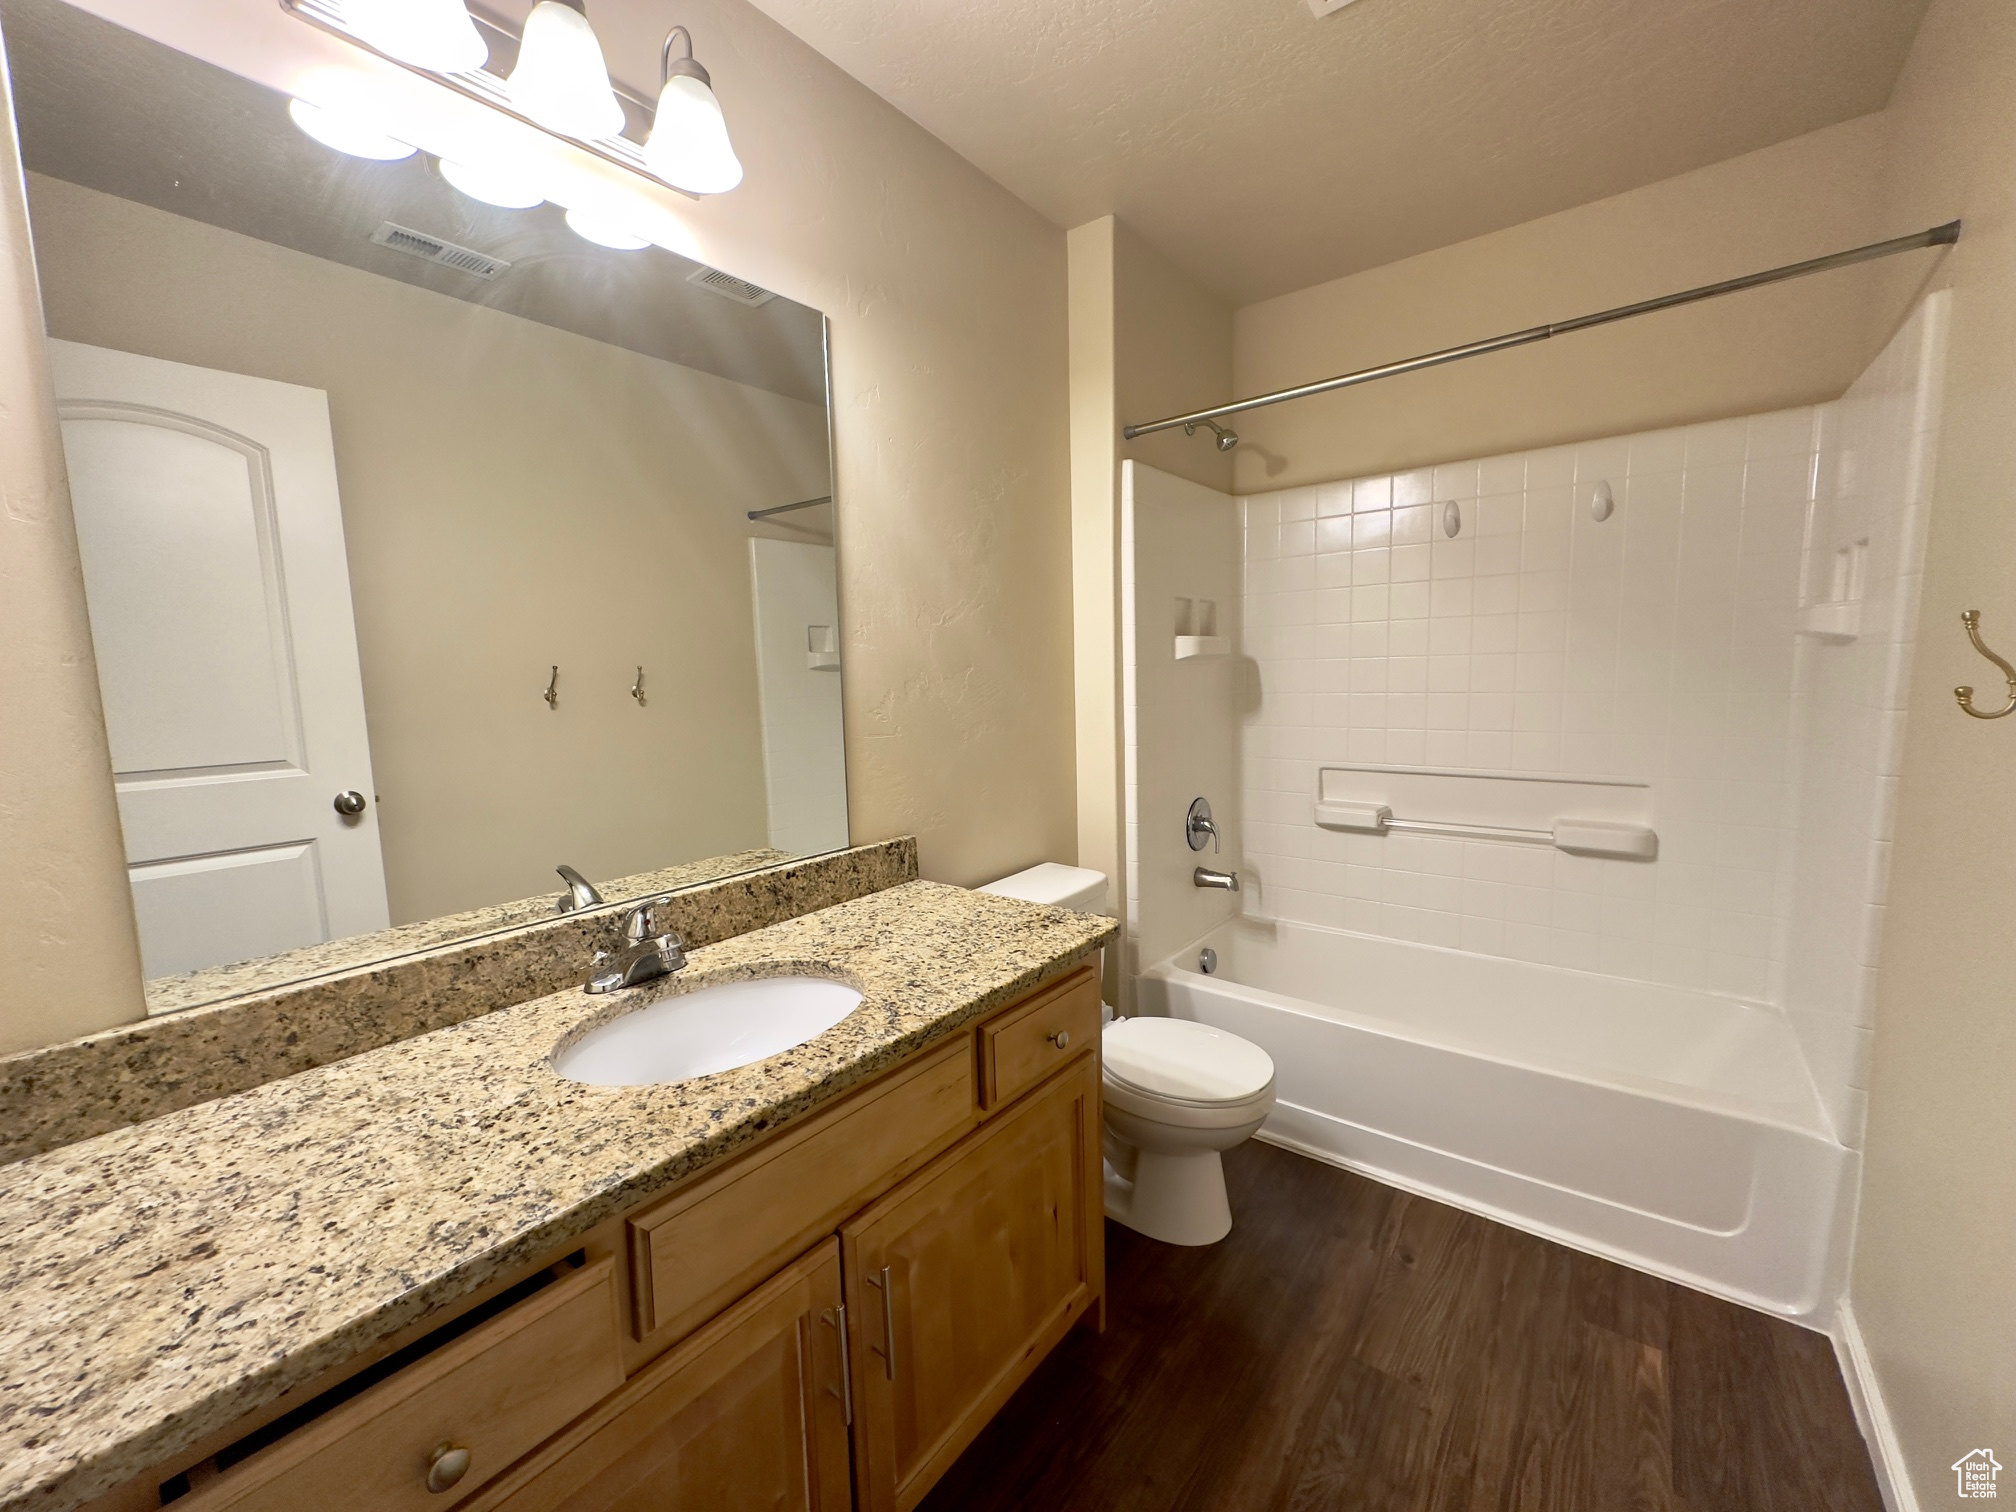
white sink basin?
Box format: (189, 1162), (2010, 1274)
(554, 976), (864, 1087)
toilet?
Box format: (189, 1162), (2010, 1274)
(978, 864), (1278, 1247)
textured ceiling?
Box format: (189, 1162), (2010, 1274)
(4, 0), (827, 401)
(737, 0), (1931, 303)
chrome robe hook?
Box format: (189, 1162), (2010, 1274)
(544, 665), (559, 709)
(1955, 610), (2016, 719)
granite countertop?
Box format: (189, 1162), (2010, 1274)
(0, 882), (1115, 1512)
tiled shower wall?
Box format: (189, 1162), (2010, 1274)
(1240, 410), (1820, 1003)
(1781, 295), (1947, 1145)
(1226, 297), (1943, 1147)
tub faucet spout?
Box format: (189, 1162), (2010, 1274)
(1194, 866), (1240, 892)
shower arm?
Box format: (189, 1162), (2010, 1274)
(1124, 221), (1961, 443)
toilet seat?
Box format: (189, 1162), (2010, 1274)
(1102, 1018), (1275, 1130)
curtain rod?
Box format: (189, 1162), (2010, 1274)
(747, 494), (833, 521)
(1123, 221), (1961, 442)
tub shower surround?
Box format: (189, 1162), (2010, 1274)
(0, 839), (917, 1165)
(1230, 300), (1944, 1150)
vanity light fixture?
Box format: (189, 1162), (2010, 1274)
(439, 157), (546, 210)
(643, 27), (743, 195)
(343, 0), (488, 74)
(509, 0), (625, 142)
(287, 98), (416, 161)
(284, 0), (747, 201)
(564, 205), (651, 250)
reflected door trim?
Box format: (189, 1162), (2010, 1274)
(50, 338), (391, 981)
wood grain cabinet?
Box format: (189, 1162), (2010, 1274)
(468, 1241), (852, 1512)
(842, 1055), (1102, 1512)
(114, 966), (1103, 1512)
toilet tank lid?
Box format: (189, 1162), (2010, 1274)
(976, 862), (1108, 914)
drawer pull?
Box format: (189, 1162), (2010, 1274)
(426, 1443), (473, 1494)
(1048, 1030), (1070, 1049)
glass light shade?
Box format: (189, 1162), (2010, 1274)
(439, 157), (545, 209)
(642, 74), (743, 194)
(564, 205), (650, 250)
(288, 98), (416, 161)
(345, 0), (487, 73)
(508, 2), (624, 141)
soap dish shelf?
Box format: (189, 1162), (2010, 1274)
(1797, 602), (1861, 644)
(1174, 635), (1230, 660)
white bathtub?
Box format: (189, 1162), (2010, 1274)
(1136, 916), (1852, 1322)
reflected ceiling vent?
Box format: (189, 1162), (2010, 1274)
(686, 264), (776, 307)
(368, 222), (511, 280)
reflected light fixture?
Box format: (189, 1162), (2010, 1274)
(439, 157), (546, 209)
(344, 0), (488, 73)
(564, 205), (650, 250)
(509, 0), (625, 141)
(288, 98), (416, 160)
(642, 27), (742, 195)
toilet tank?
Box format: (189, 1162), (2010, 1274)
(977, 863), (1109, 916)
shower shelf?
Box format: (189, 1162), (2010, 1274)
(1797, 602), (1861, 644)
(1174, 635), (1230, 660)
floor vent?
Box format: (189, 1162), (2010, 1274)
(368, 222), (511, 280)
(686, 265), (776, 306)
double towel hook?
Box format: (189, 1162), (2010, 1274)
(540, 665), (649, 707)
(1955, 610), (2016, 719)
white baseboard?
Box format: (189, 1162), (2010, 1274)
(1835, 1300), (1919, 1512)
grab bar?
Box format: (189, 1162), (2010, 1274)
(1316, 801), (1656, 860)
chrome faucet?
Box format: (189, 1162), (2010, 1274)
(586, 895), (688, 993)
(1194, 867), (1241, 892)
(555, 864), (605, 913)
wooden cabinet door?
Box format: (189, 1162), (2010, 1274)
(469, 1240), (852, 1512)
(842, 1055), (1099, 1512)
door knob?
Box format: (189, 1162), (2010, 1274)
(333, 790), (368, 817)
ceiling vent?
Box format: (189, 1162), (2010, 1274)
(368, 222), (511, 280)
(686, 265), (777, 307)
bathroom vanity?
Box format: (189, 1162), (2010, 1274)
(0, 883), (1113, 1512)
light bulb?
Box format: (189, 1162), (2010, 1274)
(509, 1), (624, 141)
(439, 157), (545, 210)
(288, 98), (416, 161)
(344, 0), (487, 73)
(643, 74), (743, 195)
(564, 206), (650, 250)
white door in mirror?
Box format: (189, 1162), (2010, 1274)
(554, 977), (864, 1086)
(50, 340), (391, 978)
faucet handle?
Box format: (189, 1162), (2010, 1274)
(623, 894), (680, 944)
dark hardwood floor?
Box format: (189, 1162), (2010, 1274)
(919, 1141), (1883, 1512)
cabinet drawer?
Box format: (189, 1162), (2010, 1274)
(629, 1039), (975, 1346)
(180, 1258), (622, 1512)
(976, 966), (1099, 1110)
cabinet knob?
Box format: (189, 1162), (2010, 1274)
(426, 1443), (473, 1494)
(1048, 1029), (1070, 1049)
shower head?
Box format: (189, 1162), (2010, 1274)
(1183, 418), (1239, 451)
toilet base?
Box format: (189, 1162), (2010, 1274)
(1103, 1146), (1234, 1246)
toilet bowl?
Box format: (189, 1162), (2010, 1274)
(975, 864), (1276, 1246)
(1100, 1016), (1276, 1246)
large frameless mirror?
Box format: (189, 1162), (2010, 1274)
(4, 0), (849, 1012)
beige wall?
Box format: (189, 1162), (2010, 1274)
(1231, 113), (1906, 491)
(1851, 0), (2016, 1497)
(1069, 217), (1231, 988)
(0, 40), (143, 1052)
(30, 174), (831, 925)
